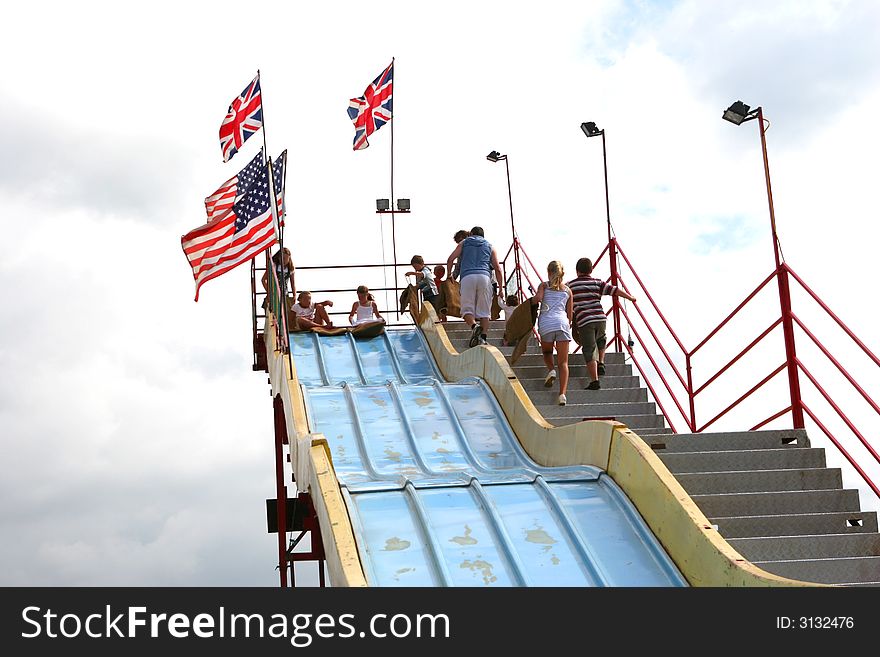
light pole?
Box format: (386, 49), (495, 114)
(580, 122), (612, 244)
(722, 100), (803, 428)
(487, 151), (522, 301)
(580, 122), (622, 351)
(376, 198), (411, 320)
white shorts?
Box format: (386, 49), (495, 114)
(460, 274), (492, 319)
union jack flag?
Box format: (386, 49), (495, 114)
(182, 161), (278, 301)
(219, 73), (263, 163)
(204, 148), (264, 223)
(347, 61), (393, 151)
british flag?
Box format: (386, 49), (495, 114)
(347, 61), (393, 150)
(219, 73), (263, 163)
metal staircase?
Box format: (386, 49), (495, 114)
(442, 320), (880, 586)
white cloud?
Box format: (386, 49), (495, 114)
(2, 0), (878, 585)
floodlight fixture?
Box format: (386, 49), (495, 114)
(375, 198), (390, 211)
(580, 121), (602, 138)
(722, 101), (756, 125)
(397, 198), (410, 211)
(486, 150), (505, 162)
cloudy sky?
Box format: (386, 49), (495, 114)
(2, 0), (879, 586)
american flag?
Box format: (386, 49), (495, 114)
(272, 150), (286, 225)
(347, 61), (393, 150)
(204, 148), (264, 223)
(182, 161), (278, 301)
(219, 73), (263, 163)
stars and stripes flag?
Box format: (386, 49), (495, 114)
(219, 73), (263, 163)
(182, 161), (278, 301)
(272, 149), (287, 226)
(204, 148), (264, 223)
(347, 61), (393, 150)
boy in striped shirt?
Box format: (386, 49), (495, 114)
(567, 257), (637, 390)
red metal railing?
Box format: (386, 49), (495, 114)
(586, 236), (880, 501)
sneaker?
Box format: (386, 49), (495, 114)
(598, 362), (606, 376)
(479, 336), (488, 346)
(468, 324), (481, 348)
(558, 394), (567, 406)
(587, 380), (601, 391)
(544, 370), (557, 387)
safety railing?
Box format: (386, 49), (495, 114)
(590, 236), (880, 503)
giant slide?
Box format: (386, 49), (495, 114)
(269, 317), (808, 587)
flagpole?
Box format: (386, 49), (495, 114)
(257, 70), (285, 308)
(258, 70), (269, 167)
(389, 57), (399, 320)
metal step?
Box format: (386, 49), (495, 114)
(657, 448), (826, 473)
(517, 375), (641, 391)
(645, 429), (809, 452)
(543, 413), (668, 430)
(513, 363), (632, 380)
(675, 468), (842, 495)
(691, 489), (862, 518)
(753, 556), (880, 586)
(711, 511), (880, 538)
(527, 387), (648, 405)
(532, 400), (658, 419)
(729, 533), (880, 561)
(503, 353), (634, 371)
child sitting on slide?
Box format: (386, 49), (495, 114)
(291, 291), (334, 329)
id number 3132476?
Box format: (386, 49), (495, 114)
(776, 617), (854, 629)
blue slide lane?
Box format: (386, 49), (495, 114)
(291, 329), (687, 587)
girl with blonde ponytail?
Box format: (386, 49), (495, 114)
(533, 260), (574, 405)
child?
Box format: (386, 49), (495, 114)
(291, 291), (334, 329)
(500, 294), (519, 320)
(349, 285), (384, 325)
(534, 261), (573, 406)
(404, 255), (440, 312)
(433, 265), (445, 290)
(433, 265), (447, 321)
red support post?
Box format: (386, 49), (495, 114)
(272, 396), (289, 587)
(608, 238), (622, 352)
(685, 353), (696, 432)
(778, 266), (805, 428)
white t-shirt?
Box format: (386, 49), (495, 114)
(500, 302), (517, 320)
(291, 302), (316, 319)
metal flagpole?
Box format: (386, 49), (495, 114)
(390, 57), (399, 320)
(258, 70), (269, 168)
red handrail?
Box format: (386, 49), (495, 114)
(801, 403), (880, 499)
(698, 362), (786, 433)
(796, 358), (880, 465)
(614, 241), (689, 355)
(690, 269), (777, 357)
(693, 317), (783, 397)
(786, 264), (880, 368)
(619, 337), (681, 434)
(751, 405), (793, 432)
(619, 306), (691, 430)
(523, 232), (880, 505)
(615, 272), (688, 390)
(791, 313), (880, 416)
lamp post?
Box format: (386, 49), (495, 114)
(487, 151), (522, 301)
(580, 122), (622, 352)
(722, 101), (803, 428)
(376, 198), (411, 319)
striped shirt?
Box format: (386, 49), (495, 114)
(567, 275), (617, 327)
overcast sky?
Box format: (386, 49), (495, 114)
(2, 0), (879, 586)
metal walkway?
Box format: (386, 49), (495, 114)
(291, 328), (687, 587)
